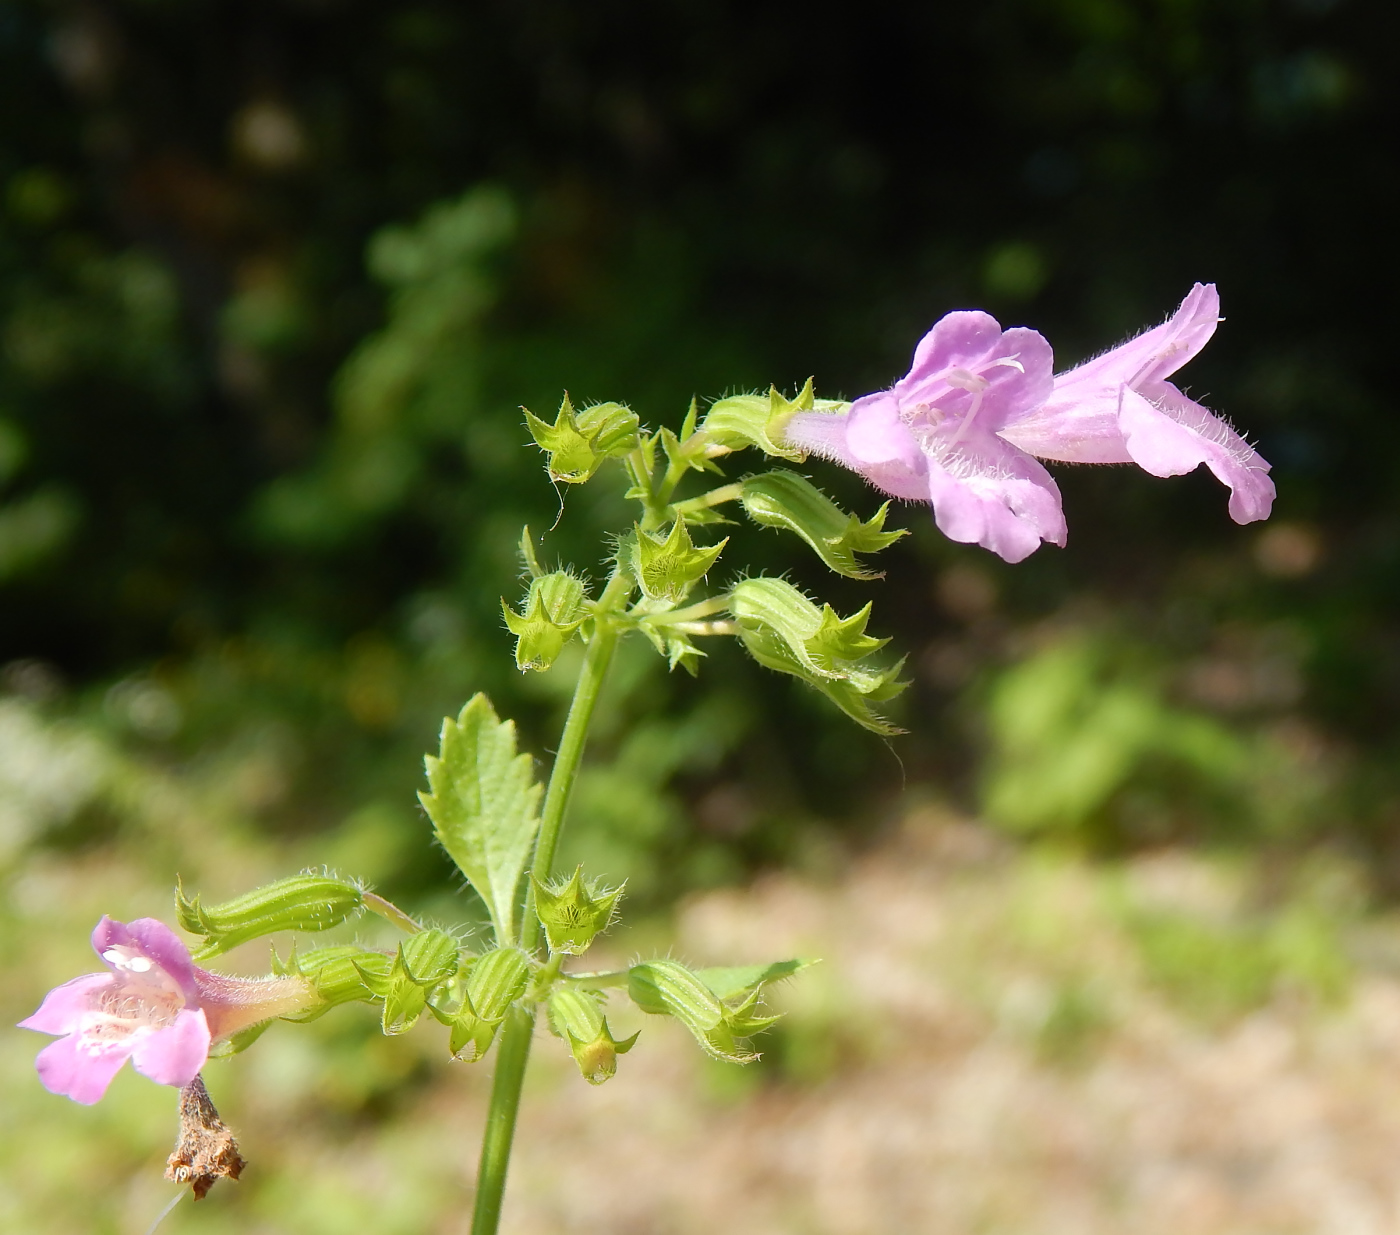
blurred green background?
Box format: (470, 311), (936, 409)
(3, 1), (1399, 1232)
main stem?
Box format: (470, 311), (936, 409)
(469, 572), (630, 1235)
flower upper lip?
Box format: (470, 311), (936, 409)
(781, 283), (1274, 562)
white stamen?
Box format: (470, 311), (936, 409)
(103, 947), (154, 973)
(943, 366), (989, 394)
(991, 355), (1025, 373)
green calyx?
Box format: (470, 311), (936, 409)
(176, 872), (366, 959)
(354, 928), (462, 1035)
(272, 943), (394, 1019)
(525, 395), (640, 483)
(530, 866), (624, 956)
(700, 379), (847, 462)
(626, 958), (783, 1064)
(502, 571), (589, 671)
(740, 470), (906, 580)
(547, 986), (638, 1084)
(729, 578), (907, 734)
(631, 518), (727, 604)
(433, 945), (533, 1061)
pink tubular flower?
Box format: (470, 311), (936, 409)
(18, 916), (314, 1105)
(783, 284), (1274, 562)
(785, 311), (1064, 563)
(999, 283), (1275, 524)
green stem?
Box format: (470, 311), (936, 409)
(670, 481), (743, 520)
(469, 1005), (534, 1235)
(521, 569), (632, 948)
(469, 568), (632, 1235)
(361, 891), (421, 934)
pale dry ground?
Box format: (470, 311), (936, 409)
(476, 814), (1400, 1235)
(12, 806), (1400, 1235)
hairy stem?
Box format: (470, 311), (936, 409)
(469, 568), (632, 1235)
(469, 1005), (534, 1235)
(361, 891), (421, 934)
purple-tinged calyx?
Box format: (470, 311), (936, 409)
(18, 916), (315, 1105)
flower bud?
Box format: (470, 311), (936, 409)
(628, 958), (782, 1063)
(176, 873), (365, 959)
(273, 943), (393, 1017)
(531, 867), (623, 956)
(466, 946), (531, 1022)
(631, 519), (727, 604)
(436, 946), (532, 1061)
(729, 578), (907, 735)
(352, 929), (462, 1036)
(547, 986), (638, 1084)
(525, 395), (639, 483)
(740, 469), (906, 580)
(502, 571), (588, 671)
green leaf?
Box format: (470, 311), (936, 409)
(694, 959), (814, 1002)
(419, 694), (543, 944)
(740, 470), (907, 579)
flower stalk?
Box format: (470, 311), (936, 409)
(470, 566), (632, 1235)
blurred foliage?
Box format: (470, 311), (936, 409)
(0, 0), (1397, 908)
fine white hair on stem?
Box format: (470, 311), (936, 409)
(143, 1188), (186, 1235)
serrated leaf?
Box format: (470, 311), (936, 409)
(740, 470), (907, 579)
(419, 694), (542, 944)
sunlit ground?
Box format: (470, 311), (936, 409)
(6, 716), (1400, 1235)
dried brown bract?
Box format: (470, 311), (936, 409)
(164, 1074), (245, 1200)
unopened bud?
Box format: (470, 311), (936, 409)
(502, 571), (589, 671)
(525, 395), (639, 483)
(177, 873), (364, 959)
(547, 986), (638, 1084)
(531, 867), (623, 955)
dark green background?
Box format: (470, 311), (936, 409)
(1, 0), (1395, 900)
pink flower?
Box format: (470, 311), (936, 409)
(785, 311), (1063, 563)
(783, 284), (1274, 562)
(19, 916), (313, 1105)
(999, 283), (1275, 524)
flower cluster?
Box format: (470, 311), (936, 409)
(784, 284), (1274, 562)
(19, 916), (313, 1105)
